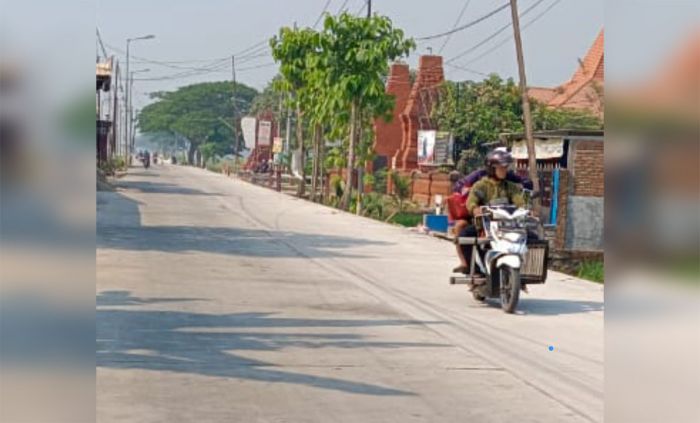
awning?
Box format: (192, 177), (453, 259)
(511, 138), (564, 159)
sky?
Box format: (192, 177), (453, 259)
(95, 0), (605, 111)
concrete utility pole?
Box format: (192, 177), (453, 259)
(367, 0), (371, 18)
(231, 55), (240, 158)
(509, 0), (541, 212)
(124, 34), (155, 163)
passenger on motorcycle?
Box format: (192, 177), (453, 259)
(456, 149), (525, 274)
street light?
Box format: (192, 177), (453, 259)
(124, 34), (155, 163)
(129, 69), (150, 155)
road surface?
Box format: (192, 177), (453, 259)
(97, 164), (603, 423)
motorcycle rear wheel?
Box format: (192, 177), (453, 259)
(500, 267), (521, 313)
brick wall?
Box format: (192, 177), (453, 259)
(555, 169), (570, 250)
(572, 140), (604, 197)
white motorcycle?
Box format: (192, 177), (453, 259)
(450, 203), (548, 313)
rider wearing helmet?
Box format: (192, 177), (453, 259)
(466, 149), (525, 217)
(455, 149), (526, 273)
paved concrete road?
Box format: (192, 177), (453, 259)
(97, 164), (603, 423)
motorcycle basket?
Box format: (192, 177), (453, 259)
(521, 240), (548, 284)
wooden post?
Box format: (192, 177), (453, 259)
(509, 0), (541, 213)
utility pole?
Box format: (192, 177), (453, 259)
(125, 42), (130, 163)
(124, 34), (155, 164)
(110, 60), (119, 160)
(509, 0), (540, 212)
(366, 0), (371, 18)
(231, 55), (241, 160)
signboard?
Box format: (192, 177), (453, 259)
(241, 117), (257, 149)
(258, 120), (272, 146)
(418, 130), (453, 165)
(511, 138), (564, 159)
(433, 131), (454, 165)
(272, 137), (283, 153)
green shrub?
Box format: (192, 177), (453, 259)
(390, 212), (422, 227)
(577, 261), (604, 283)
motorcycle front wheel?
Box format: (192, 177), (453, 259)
(499, 267), (521, 313)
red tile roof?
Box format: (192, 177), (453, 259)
(528, 29), (604, 117)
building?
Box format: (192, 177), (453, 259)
(501, 130), (604, 262)
(529, 30), (604, 118)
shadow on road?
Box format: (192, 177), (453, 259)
(98, 225), (391, 258)
(97, 291), (447, 396)
(115, 180), (222, 196)
(516, 298), (604, 316)
(98, 190), (391, 258)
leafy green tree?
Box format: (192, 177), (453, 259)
(433, 74), (602, 173)
(270, 27), (322, 196)
(138, 81), (257, 165)
(319, 13), (415, 210)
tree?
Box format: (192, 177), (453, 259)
(319, 13), (415, 211)
(432, 74), (602, 173)
(138, 81), (257, 165)
(250, 75), (285, 122)
(270, 27), (322, 197)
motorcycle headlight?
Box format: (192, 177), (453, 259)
(501, 231), (524, 243)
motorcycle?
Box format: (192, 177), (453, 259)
(143, 155), (150, 169)
(450, 203), (548, 313)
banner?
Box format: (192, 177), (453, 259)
(433, 131), (454, 165)
(418, 130), (453, 165)
(417, 130), (436, 165)
(511, 138), (564, 159)
(272, 137), (283, 153)
(241, 117), (257, 149)
(258, 120), (272, 146)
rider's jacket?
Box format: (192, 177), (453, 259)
(466, 176), (525, 216)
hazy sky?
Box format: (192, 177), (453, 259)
(96, 0), (604, 110)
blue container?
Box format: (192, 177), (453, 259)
(423, 214), (449, 233)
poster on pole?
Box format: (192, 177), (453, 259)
(418, 130), (453, 166)
(258, 120), (272, 146)
(417, 130), (436, 165)
(433, 131), (454, 165)
(272, 137), (283, 153)
(241, 117), (257, 149)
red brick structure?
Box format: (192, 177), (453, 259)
(244, 111), (276, 171)
(370, 63), (411, 175)
(393, 55), (444, 171)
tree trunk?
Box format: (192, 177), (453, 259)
(356, 109), (363, 215)
(318, 126), (325, 203)
(187, 143), (197, 165)
(340, 99), (358, 210)
(295, 102), (306, 197)
(310, 123), (321, 202)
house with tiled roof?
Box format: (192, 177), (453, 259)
(529, 29), (604, 118)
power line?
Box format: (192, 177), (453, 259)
(313, 0), (333, 28)
(96, 27), (109, 59)
(438, 0), (473, 54)
(445, 0), (547, 65)
(355, 0), (367, 16)
(336, 0), (351, 14)
(415, 2), (510, 41)
(458, 0), (564, 66)
(444, 62), (489, 77)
